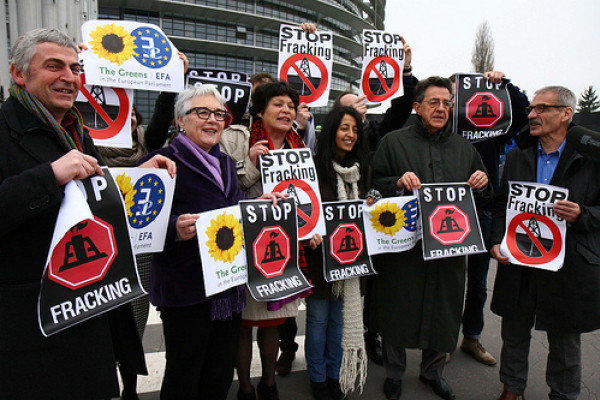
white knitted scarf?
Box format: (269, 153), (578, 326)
(331, 161), (367, 394)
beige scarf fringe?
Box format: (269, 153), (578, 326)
(331, 161), (367, 394)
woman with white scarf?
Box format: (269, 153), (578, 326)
(304, 106), (373, 400)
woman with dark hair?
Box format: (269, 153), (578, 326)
(304, 106), (372, 400)
(221, 80), (319, 400)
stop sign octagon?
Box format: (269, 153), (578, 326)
(429, 205), (471, 245)
(253, 226), (290, 278)
(329, 223), (363, 264)
(466, 91), (504, 128)
(48, 217), (118, 290)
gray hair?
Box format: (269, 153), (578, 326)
(174, 84), (227, 123)
(534, 86), (576, 122)
(11, 28), (77, 74)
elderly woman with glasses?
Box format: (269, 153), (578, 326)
(140, 85), (282, 400)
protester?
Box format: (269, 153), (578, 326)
(140, 84), (282, 399)
(0, 27), (174, 400)
(449, 71), (529, 366)
(490, 86), (600, 400)
(303, 106), (373, 400)
(370, 76), (492, 400)
(333, 35), (416, 155)
(220, 81), (312, 400)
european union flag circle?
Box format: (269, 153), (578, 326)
(402, 199), (419, 232)
(129, 173), (166, 229)
(132, 26), (172, 69)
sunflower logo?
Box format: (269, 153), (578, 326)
(115, 173), (137, 217)
(89, 23), (137, 65)
(370, 201), (406, 236)
(206, 213), (244, 263)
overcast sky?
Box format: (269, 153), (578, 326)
(383, 0), (600, 102)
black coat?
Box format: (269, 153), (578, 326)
(491, 125), (600, 333)
(0, 97), (145, 399)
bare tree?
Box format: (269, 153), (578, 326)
(471, 21), (495, 73)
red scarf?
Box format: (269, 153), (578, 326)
(249, 119), (305, 150)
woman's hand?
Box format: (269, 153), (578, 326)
(309, 233), (323, 250)
(258, 191), (289, 206)
(249, 140), (270, 167)
(490, 244), (510, 264)
(176, 213), (200, 241)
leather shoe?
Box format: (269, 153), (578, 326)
(496, 389), (525, 400)
(460, 337), (497, 365)
(383, 377), (402, 400)
(275, 350), (296, 376)
(365, 333), (384, 365)
(419, 376), (455, 400)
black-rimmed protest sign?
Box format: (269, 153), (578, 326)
(38, 168), (144, 336)
(322, 200), (375, 282)
(453, 73), (513, 143)
(186, 67), (248, 83)
(186, 74), (251, 125)
(419, 183), (486, 260)
(240, 198), (311, 301)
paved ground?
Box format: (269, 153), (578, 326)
(128, 262), (600, 399)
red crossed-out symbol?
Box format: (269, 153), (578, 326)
(253, 226), (290, 278)
(361, 57), (401, 103)
(465, 92), (504, 128)
(273, 179), (321, 240)
(48, 217), (118, 290)
(280, 53), (329, 104)
(506, 213), (562, 265)
(79, 73), (130, 140)
(429, 205), (471, 245)
(329, 223), (363, 264)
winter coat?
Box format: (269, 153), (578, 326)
(370, 118), (492, 352)
(491, 125), (600, 333)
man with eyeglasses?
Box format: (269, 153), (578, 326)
(370, 76), (492, 400)
(489, 86), (600, 400)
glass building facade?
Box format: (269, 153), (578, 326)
(97, 0), (386, 119)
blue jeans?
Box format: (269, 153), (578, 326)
(305, 298), (343, 382)
(463, 210), (492, 339)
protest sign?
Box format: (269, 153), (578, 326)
(80, 20), (184, 92)
(110, 168), (175, 254)
(75, 73), (133, 148)
(186, 68), (248, 83)
(363, 195), (421, 255)
(196, 205), (247, 296)
(278, 24), (333, 107)
(500, 181), (568, 271)
(260, 148), (326, 240)
(38, 169), (144, 336)
(359, 30), (405, 103)
(322, 201), (375, 282)
(419, 183), (486, 260)
(453, 73), (513, 142)
(186, 74), (251, 125)
(239, 198), (311, 301)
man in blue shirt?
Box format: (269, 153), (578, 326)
(490, 86), (600, 400)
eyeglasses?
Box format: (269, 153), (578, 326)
(422, 99), (453, 109)
(186, 107), (228, 121)
(525, 104), (568, 114)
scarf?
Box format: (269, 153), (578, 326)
(175, 133), (224, 191)
(331, 161), (367, 395)
(97, 126), (147, 167)
(248, 119), (305, 149)
(10, 84), (84, 151)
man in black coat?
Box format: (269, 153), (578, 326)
(0, 28), (173, 399)
(490, 86), (600, 400)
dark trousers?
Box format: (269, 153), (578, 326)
(279, 317), (299, 352)
(463, 210), (492, 339)
(382, 340), (446, 381)
(499, 272), (582, 400)
(159, 302), (241, 400)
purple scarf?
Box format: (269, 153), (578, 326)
(175, 133), (224, 191)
